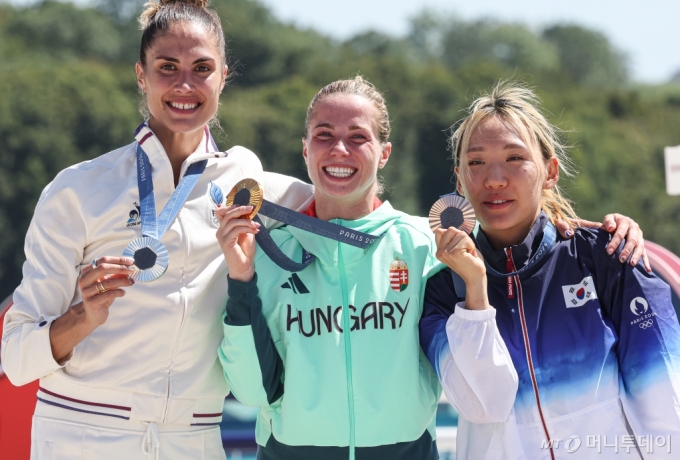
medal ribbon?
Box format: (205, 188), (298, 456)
(136, 144), (207, 240)
(242, 198), (384, 272)
(483, 222), (557, 278)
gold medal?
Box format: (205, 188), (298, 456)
(226, 179), (263, 220)
(429, 194), (476, 234)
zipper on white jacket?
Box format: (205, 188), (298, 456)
(338, 242), (356, 460)
(161, 216), (190, 422)
(506, 248), (555, 460)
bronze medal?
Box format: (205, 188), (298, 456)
(429, 194), (476, 234)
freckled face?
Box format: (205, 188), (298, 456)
(456, 116), (558, 247)
(303, 94), (391, 206)
(135, 21), (227, 135)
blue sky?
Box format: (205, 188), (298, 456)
(256, 0), (680, 84)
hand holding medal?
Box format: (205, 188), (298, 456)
(215, 179), (264, 282)
(429, 193), (486, 294)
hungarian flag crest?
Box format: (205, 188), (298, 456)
(390, 258), (409, 292)
(562, 276), (598, 308)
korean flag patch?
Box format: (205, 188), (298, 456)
(562, 276), (598, 308)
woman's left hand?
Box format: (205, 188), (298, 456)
(555, 214), (650, 272)
(435, 227), (490, 311)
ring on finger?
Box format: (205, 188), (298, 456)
(96, 281), (107, 295)
(91, 258), (99, 270)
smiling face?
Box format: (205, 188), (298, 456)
(135, 21), (227, 138)
(303, 94), (391, 220)
(456, 115), (558, 249)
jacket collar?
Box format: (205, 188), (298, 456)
(301, 197), (383, 218)
(474, 211), (549, 274)
(134, 122), (227, 177)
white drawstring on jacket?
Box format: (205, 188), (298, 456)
(142, 421), (161, 460)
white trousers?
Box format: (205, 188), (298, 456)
(31, 401), (227, 460)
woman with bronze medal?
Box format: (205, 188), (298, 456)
(1, 1), (312, 458)
(214, 77), (649, 460)
(420, 83), (680, 459)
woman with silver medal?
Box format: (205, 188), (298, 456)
(1, 1), (312, 458)
(1, 2), (647, 459)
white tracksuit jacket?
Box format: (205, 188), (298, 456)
(1, 123), (313, 458)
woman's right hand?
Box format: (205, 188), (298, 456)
(78, 256), (135, 327)
(49, 256), (134, 364)
(435, 227), (490, 311)
(215, 205), (260, 282)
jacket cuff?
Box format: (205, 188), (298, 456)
(43, 315), (74, 367)
(1, 313), (65, 385)
(224, 273), (259, 326)
(452, 303), (497, 321)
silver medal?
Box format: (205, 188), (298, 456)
(123, 236), (169, 282)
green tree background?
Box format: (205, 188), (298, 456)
(1, 0), (679, 299)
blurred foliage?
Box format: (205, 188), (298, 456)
(543, 25), (628, 87)
(1, 0), (679, 299)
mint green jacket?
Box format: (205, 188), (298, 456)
(219, 202), (445, 459)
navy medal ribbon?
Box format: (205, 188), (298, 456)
(228, 179), (383, 272)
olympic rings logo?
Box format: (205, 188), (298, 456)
(639, 319), (654, 329)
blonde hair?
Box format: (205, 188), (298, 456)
(304, 76), (391, 145)
(451, 82), (579, 229)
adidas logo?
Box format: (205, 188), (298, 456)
(281, 273), (309, 294)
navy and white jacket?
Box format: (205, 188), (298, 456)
(420, 213), (680, 459)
